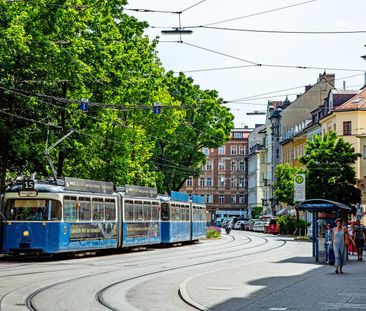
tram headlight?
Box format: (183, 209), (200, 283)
(23, 230), (29, 237)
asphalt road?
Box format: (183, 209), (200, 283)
(0, 230), (347, 311)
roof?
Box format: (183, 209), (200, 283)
(334, 88), (366, 111)
(296, 199), (351, 211)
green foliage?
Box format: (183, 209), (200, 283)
(274, 163), (304, 206)
(0, 2), (234, 193)
(276, 215), (307, 235)
(251, 206), (262, 219)
(299, 131), (361, 206)
(206, 226), (221, 239)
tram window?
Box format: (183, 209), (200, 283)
(49, 201), (62, 220)
(135, 200), (143, 221)
(5, 199), (61, 221)
(161, 202), (170, 221)
(183, 205), (189, 221)
(105, 198), (116, 220)
(124, 200), (134, 221)
(143, 201), (151, 221)
(92, 198), (104, 221)
(78, 197), (91, 221)
(171, 205), (179, 221)
(151, 202), (160, 221)
(179, 205), (185, 221)
(64, 196), (78, 221)
(193, 206), (199, 222)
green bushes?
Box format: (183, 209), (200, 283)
(206, 226), (221, 239)
(276, 215), (308, 235)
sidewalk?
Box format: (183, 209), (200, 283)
(180, 244), (366, 311)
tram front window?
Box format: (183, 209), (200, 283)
(5, 199), (62, 221)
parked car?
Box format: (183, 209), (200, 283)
(234, 220), (248, 230)
(252, 221), (266, 232)
(267, 218), (279, 235)
(247, 219), (260, 231)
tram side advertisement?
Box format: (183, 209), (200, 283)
(69, 223), (117, 241)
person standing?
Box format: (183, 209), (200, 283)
(324, 223), (332, 263)
(353, 219), (366, 261)
(331, 218), (355, 274)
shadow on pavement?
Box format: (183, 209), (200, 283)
(205, 259), (366, 311)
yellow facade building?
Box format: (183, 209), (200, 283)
(319, 87), (366, 217)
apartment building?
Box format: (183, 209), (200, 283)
(181, 127), (252, 222)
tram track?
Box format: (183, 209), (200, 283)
(96, 235), (286, 311)
(0, 234), (250, 279)
(1, 233), (285, 311)
(0, 233), (243, 310)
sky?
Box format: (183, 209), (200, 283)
(125, 0), (366, 128)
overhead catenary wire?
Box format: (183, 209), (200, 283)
(175, 41), (365, 73)
(200, 0), (317, 27)
(185, 25), (366, 35)
(0, 109), (226, 177)
(225, 73), (365, 103)
(0, 84), (234, 151)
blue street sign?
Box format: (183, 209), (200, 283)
(80, 98), (89, 112)
(153, 102), (161, 114)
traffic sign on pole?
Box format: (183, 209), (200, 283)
(294, 174), (306, 202)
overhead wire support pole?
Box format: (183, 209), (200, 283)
(45, 129), (74, 182)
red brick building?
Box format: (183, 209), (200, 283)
(181, 127), (252, 222)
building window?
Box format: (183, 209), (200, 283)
(206, 160), (212, 170)
(239, 145), (246, 155)
(186, 177), (193, 186)
(231, 177), (237, 187)
(233, 132), (242, 139)
(239, 195), (244, 204)
(219, 195), (225, 204)
(231, 145), (237, 155)
(343, 121), (352, 136)
(363, 145), (366, 159)
(218, 146), (225, 154)
(206, 177), (212, 186)
(206, 194), (213, 204)
(239, 160), (245, 171)
(231, 195), (236, 204)
(202, 147), (209, 157)
(200, 177), (205, 187)
(231, 160), (237, 171)
(239, 178), (245, 188)
(218, 176), (225, 186)
(219, 159), (225, 170)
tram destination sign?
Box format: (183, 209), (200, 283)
(64, 177), (114, 194)
(124, 185), (157, 198)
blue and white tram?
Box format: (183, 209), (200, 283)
(118, 185), (161, 247)
(2, 177), (119, 255)
(191, 194), (207, 241)
(160, 191), (191, 244)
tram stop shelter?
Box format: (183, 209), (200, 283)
(296, 199), (351, 263)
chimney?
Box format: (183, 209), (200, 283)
(305, 85), (313, 92)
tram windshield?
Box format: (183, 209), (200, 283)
(5, 199), (62, 221)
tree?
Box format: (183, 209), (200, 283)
(0, 1), (234, 195)
(299, 131), (361, 205)
(151, 72), (234, 193)
(274, 163), (304, 206)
